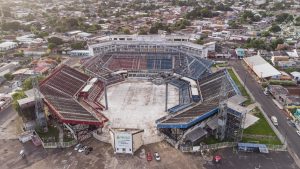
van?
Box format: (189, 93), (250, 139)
(271, 116), (278, 126)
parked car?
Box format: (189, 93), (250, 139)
(153, 152), (160, 161)
(147, 152), (152, 161)
(85, 147), (93, 155)
(74, 144), (82, 151)
(213, 155), (222, 163)
(288, 120), (296, 128)
(78, 146), (87, 153)
(296, 130), (300, 136)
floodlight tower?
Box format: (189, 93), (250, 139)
(32, 72), (48, 131)
(216, 76), (230, 141)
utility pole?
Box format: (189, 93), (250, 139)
(165, 82), (168, 112)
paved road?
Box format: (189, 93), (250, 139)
(231, 61), (300, 159)
(0, 105), (17, 126)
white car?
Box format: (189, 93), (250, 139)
(78, 146), (88, 153)
(74, 144), (82, 151)
(296, 130), (300, 136)
(153, 152), (161, 161)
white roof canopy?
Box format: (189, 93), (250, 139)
(244, 55), (281, 78)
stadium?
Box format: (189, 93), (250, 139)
(40, 35), (245, 154)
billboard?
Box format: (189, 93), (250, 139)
(114, 132), (133, 154)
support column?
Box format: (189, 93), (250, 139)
(165, 83), (168, 112)
(104, 82), (108, 110)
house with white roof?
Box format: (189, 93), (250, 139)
(0, 42), (18, 51)
(291, 72), (300, 83)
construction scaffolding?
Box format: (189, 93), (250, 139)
(32, 72), (48, 131)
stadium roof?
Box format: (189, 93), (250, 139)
(40, 65), (106, 126)
(244, 55), (281, 78)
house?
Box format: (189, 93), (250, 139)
(0, 94), (12, 112)
(235, 48), (245, 59)
(291, 72), (300, 83)
(277, 61), (297, 68)
(0, 62), (19, 77)
(271, 55), (289, 66)
(269, 85), (300, 107)
(277, 71), (292, 81)
(0, 42), (18, 51)
(68, 50), (90, 57)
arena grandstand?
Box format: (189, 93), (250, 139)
(39, 35), (244, 151)
(40, 65), (108, 126)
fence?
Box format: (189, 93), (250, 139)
(243, 134), (277, 140)
(180, 142), (287, 153)
(180, 142), (236, 152)
(42, 140), (77, 149)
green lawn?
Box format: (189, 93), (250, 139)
(227, 69), (252, 105)
(36, 125), (59, 143)
(243, 107), (282, 145)
(244, 108), (276, 136)
(242, 137), (282, 145)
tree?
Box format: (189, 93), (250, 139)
(123, 28), (130, 35)
(22, 76), (44, 91)
(48, 43), (57, 50)
(275, 13), (293, 23)
(270, 38), (284, 50)
(149, 26), (158, 34)
(228, 20), (239, 29)
(4, 73), (14, 81)
(22, 78), (33, 91)
(261, 31), (270, 37)
(71, 41), (87, 50)
(48, 37), (63, 45)
(11, 90), (26, 113)
(269, 24), (281, 33)
(138, 28), (148, 35)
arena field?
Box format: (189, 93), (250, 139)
(100, 79), (179, 144)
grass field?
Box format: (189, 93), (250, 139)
(202, 136), (223, 144)
(243, 107), (282, 145)
(242, 137), (282, 145)
(227, 69), (252, 105)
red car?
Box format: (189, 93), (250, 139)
(213, 155), (222, 163)
(147, 152), (152, 161)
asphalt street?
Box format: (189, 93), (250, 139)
(231, 60), (300, 160)
(0, 105), (17, 126)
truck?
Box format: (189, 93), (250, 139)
(271, 116), (278, 126)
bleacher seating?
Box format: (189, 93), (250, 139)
(102, 74), (125, 86)
(40, 65), (106, 125)
(168, 79), (191, 113)
(41, 66), (89, 97)
(87, 82), (104, 102)
(157, 69), (240, 129)
(174, 56), (211, 80)
(168, 103), (193, 114)
(198, 69), (237, 101)
(46, 96), (100, 122)
(158, 101), (219, 127)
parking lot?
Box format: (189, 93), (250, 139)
(0, 138), (299, 169)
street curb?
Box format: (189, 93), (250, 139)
(231, 66), (300, 168)
(230, 67), (285, 145)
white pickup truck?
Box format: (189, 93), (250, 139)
(271, 116), (278, 127)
